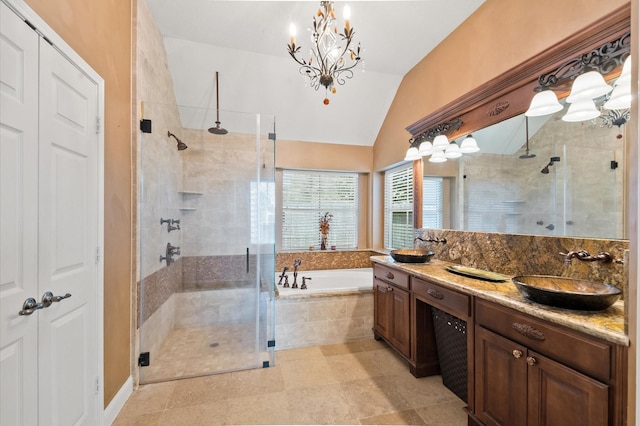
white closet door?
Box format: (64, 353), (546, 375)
(38, 38), (99, 426)
(0, 2), (40, 424)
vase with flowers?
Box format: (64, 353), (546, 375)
(319, 212), (332, 250)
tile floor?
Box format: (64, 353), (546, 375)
(140, 323), (270, 383)
(114, 339), (467, 425)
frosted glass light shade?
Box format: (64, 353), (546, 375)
(404, 147), (421, 161)
(418, 141), (433, 156)
(444, 142), (462, 159)
(525, 90), (563, 117)
(432, 135), (449, 151)
(566, 71), (612, 103)
(460, 135), (480, 153)
(429, 150), (447, 163)
(562, 99), (600, 122)
(603, 83), (631, 110)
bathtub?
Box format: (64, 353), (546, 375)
(275, 267), (375, 349)
(275, 267), (373, 297)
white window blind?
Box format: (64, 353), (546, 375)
(384, 165), (413, 249)
(282, 170), (358, 250)
(423, 176), (443, 229)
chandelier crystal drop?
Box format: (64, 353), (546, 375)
(287, 1), (363, 105)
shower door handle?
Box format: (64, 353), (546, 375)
(246, 247), (249, 273)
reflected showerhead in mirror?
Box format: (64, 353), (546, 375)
(519, 116), (536, 159)
(541, 156), (560, 174)
(208, 71), (228, 135)
(167, 131), (188, 151)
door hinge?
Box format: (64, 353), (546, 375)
(96, 116), (101, 134)
(96, 247), (101, 263)
(95, 376), (101, 394)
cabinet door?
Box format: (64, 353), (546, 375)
(475, 326), (527, 426)
(388, 286), (411, 358)
(374, 279), (392, 340)
(527, 350), (609, 426)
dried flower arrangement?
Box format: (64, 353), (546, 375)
(319, 212), (333, 250)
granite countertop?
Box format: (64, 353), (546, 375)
(371, 255), (628, 346)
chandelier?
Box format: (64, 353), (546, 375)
(287, 1), (363, 105)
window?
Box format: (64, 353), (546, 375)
(281, 170), (358, 250)
(384, 165), (413, 249)
(423, 176), (443, 229)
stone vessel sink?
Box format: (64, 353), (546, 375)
(512, 275), (622, 311)
(390, 249), (435, 263)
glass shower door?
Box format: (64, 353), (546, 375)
(138, 102), (276, 384)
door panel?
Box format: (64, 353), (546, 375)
(0, 3), (39, 424)
(38, 38), (99, 426)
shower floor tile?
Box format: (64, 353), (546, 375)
(116, 338), (467, 425)
(140, 323), (271, 383)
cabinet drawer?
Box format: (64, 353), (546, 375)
(475, 299), (612, 382)
(374, 264), (409, 290)
(412, 278), (470, 318)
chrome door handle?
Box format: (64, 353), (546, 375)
(18, 297), (45, 316)
(41, 291), (72, 308)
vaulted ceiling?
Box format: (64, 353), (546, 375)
(146, 0), (485, 146)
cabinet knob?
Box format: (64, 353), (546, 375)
(387, 286), (393, 292)
(386, 272), (395, 280)
(512, 350), (523, 359)
(526, 356), (537, 366)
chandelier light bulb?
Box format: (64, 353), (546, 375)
(289, 23), (296, 46)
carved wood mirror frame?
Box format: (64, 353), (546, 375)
(407, 4), (631, 230)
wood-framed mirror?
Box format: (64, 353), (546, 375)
(407, 4), (630, 240)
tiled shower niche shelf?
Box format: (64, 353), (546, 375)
(178, 190), (203, 211)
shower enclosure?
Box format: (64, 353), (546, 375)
(137, 102), (276, 383)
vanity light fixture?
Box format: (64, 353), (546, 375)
(428, 150), (447, 163)
(287, 1), (363, 105)
(562, 99), (601, 122)
(403, 146), (421, 162)
(459, 134), (480, 153)
(525, 31), (630, 123)
(525, 90), (563, 117)
(444, 142), (462, 159)
(432, 134), (449, 151)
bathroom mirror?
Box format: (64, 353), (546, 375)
(428, 107), (627, 239)
(409, 5), (630, 240)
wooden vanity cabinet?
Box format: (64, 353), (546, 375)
(373, 265), (411, 358)
(473, 299), (626, 426)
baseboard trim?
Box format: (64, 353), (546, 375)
(103, 376), (133, 426)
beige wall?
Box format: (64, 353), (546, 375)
(373, 0), (630, 171)
(24, 0), (134, 407)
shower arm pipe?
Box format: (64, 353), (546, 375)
(216, 72), (221, 124)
